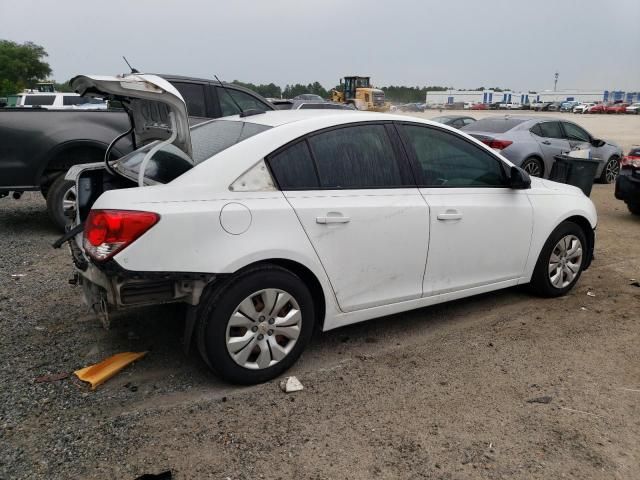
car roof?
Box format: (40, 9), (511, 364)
(217, 109), (406, 127)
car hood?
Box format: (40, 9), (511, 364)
(70, 74), (193, 160)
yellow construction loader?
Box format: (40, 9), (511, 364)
(330, 76), (390, 112)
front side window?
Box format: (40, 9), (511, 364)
(23, 95), (55, 106)
(172, 82), (207, 117)
(537, 121), (564, 139)
(307, 124), (404, 189)
(562, 122), (590, 142)
(398, 124), (507, 187)
(218, 88), (270, 116)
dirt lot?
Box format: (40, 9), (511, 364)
(1, 114), (639, 479)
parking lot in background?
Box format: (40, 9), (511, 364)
(408, 110), (640, 152)
(1, 111), (639, 479)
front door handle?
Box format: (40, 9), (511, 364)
(541, 140), (551, 145)
(437, 210), (462, 221)
(316, 215), (351, 224)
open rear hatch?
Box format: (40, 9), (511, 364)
(67, 74), (195, 222)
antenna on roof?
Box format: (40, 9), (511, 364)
(214, 74), (264, 118)
(122, 56), (140, 74)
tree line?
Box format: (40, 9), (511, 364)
(0, 39), (511, 102)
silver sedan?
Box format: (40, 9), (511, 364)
(461, 116), (623, 183)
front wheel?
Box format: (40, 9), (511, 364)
(599, 156), (620, 184)
(196, 265), (315, 385)
(46, 175), (77, 231)
(529, 222), (587, 297)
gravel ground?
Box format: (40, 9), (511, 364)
(1, 143), (639, 478)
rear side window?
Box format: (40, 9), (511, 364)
(537, 121), (564, 139)
(172, 82), (207, 117)
(308, 124), (404, 188)
(268, 141), (319, 190)
(398, 124), (507, 187)
(218, 88), (270, 116)
(23, 95), (55, 106)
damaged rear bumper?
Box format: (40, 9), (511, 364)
(68, 238), (219, 317)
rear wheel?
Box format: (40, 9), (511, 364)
(46, 175), (76, 231)
(529, 222), (587, 297)
(599, 156), (620, 184)
(627, 202), (640, 215)
(521, 157), (543, 177)
(196, 265), (315, 385)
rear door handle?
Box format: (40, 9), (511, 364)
(541, 140), (551, 145)
(437, 211), (462, 221)
(316, 215), (351, 224)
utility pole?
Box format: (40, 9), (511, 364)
(554, 72), (559, 91)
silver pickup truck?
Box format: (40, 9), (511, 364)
(0, 74), (274, 229)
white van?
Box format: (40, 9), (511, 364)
(7, 92), (107, 109)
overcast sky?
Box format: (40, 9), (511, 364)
(2, 0), (639, 92)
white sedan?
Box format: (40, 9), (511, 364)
(66, 75), (597, 384)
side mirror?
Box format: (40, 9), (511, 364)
(510, 166), (531, 189)
(590, 138), (605, 148)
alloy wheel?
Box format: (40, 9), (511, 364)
(62, 185), (77, 216)
(604, 158), (620, 183)
(225, 289), (302, 370)
(523, 160), (542, 177)
(548, 235), (583, 289)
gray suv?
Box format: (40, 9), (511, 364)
(461, 116), (622, 183)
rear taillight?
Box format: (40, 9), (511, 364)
(482, 139), (513, 150)
(621, 156), (640, 169)
(84, 209), (159, 261)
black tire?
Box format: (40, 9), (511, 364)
(529, 221), (588, 297)
(521, 157), (544, 177)
(598, 156), (620, 184)
(45, 175), (76, 231)
(627, 202), (640, 215)
(196, 265), (315, 385)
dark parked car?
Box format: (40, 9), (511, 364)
(0, 74), (274, 229)
(615, 147), (640, 215)
(547, 102), (564, 112)
(431, 115), (476, 129)
(292, 94), (325, 101)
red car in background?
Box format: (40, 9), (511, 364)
(587, 103), (607, 113)
(606, 103), (629, 114)
(471, 103), (488, 110)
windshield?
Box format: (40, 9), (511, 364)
(461, 117), (526, 133)
(115, 119), (272, 183)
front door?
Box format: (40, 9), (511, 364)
(396, 123), (533, 295)
(267, 123), (429, 312)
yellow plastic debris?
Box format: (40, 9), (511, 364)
(74, 351), (147, 390)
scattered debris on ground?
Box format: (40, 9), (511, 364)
(279, 375), (304, 393)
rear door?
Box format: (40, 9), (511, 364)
(530, 121), (571, 164)
(396, 122), (533, 295)
(268, 123), (430, 312)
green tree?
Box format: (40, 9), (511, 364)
(232, 80), (282, 99)
(0, 40), (52, 96)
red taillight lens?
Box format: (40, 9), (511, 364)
(621, 156), (640, 168)
(84, 209), (159, 261)
(482, 139), (513, 150)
